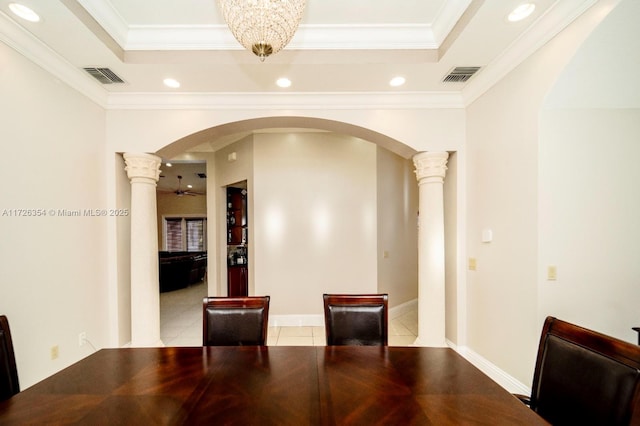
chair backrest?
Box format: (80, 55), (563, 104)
(323, 294), (388, 346)
(0, 315), (19, 400)
(530, 316), (640, 425)
(202, 296), (270, 346)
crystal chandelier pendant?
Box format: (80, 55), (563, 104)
(252, 42), (273, 61)
(218, 0), (306, 62)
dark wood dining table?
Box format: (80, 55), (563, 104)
(0, 346), (547, 425)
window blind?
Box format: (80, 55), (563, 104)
(166, 218), (183, 251)
(186, 219), (205, 251)
(165, 217), (207, 251)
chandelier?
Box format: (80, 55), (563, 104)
(217, 0), (306, 61)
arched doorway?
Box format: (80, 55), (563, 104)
(125, 117), (452, 346)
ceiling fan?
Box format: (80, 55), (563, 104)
(159, 175), (204, 197)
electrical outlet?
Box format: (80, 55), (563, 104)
(78, 332), (87, 347)
(50, 345), (59, 360)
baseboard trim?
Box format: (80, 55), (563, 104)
(449, 340), (531, 395)
(269, 298), (418, 328)
(269, 315), (324, 327)
(389, 298), (418, 320)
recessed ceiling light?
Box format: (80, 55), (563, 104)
(389, 76), (406, 87)
(9, 3), (40, 22)
(165, 163), (172, 167)
(507, 3), (536, 22)
(187, 184), (193, 189)
(276, 77), (292, 88)
(163, 78), (180, 88)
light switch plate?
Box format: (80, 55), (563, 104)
(547, 265), (557, 281)
(468, 257), (477, 271)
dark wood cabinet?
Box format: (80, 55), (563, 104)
(227, 187), (247, 245)
(227, 185), (248, 296)
(227, 265), (248, 297)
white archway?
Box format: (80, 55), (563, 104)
(123, 116), (457, 348)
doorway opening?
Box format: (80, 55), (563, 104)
(226, 180), (248, 297)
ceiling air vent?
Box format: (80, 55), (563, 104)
(442, 66), (481, 83)
(83, 67), (125, 84)
(197, 173), (207, 179)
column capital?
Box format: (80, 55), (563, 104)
(124, 153), (161, 183)
(413, 151), (449, 184)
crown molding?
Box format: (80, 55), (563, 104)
(431, 0), (473, 45)
(76, 0), (128, 46)
(118, 24), (440, 51)
(104, 91), (465, 110)
(289, 24), (439, 50)
(75, 0), (472, 51)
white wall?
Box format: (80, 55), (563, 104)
(466, 66), (542, 385)
(465, 0), (630, 385)
(0, 41), (108, 388)
(253, 133), (378, 319)
(206, 132), (418, 320)
(536, 0), (640, 345)
(539, 109), (640, 339)
(376, 147), (418, 305)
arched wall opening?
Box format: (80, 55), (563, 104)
(146, 116), (458, 336)
(156, 116), (418, 160)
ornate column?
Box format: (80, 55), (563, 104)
(124, 153), (163, 347)
(413, 151), (449, 347)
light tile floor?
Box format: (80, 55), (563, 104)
(160, 281), (418, 347)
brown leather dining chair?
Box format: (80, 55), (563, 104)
(202, 296), (270, 346)
(516, 316), (640, 425)
(323, 294), (388, 346)
(0, 315), (20, 401)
